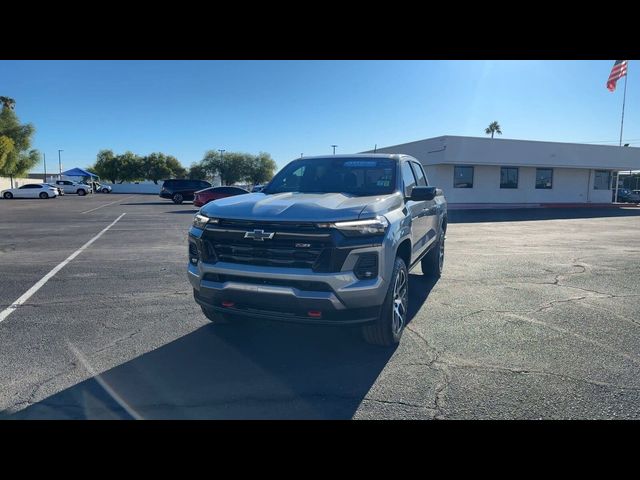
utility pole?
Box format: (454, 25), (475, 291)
(43, 153), (47, 182)
(331, 145), (337, 155)
(58, 149), (63, 178)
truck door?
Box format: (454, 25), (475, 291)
(401, 160), (428, 265)
(410, 161), (438, 251)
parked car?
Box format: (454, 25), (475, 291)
(2, 183), (59, 199)
(251, 184), (266, 193)
(45, 183), (65, 196)
(54, 180), (92, 196)
(193, 186), (249, 207)
(614, 188), (640, 203)
(93, 182), (112, 193)
(187, 154), (447, 346)
(160, 179), (212, 204)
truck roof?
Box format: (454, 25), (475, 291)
(293, 153), (415, 162)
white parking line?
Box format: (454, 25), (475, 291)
(0, 213), (127, 324)
(81, 195), (136, 214)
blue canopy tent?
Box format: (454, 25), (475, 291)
(60, 168), (100, 193)
(61, 167), (98, 178)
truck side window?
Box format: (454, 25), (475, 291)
(410, 162), (427, 186)
(401, 161), (417, 197)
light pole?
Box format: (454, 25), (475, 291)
(331, 145), (337, 155)
(218, 149), (225, 185)
(43, 153), (47, 182)
(58, 149), (63, 177)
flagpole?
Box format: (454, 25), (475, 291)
(619, 73), (628, 147)
(614, 68), (628, 203)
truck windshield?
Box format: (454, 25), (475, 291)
(264, 158), (397, 196)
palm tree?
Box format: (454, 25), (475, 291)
(0, 96), (16, 110)
(485, 121), (502, 139)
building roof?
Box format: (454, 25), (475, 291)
(364, 135), (640, 170)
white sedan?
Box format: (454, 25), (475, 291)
(2, 184), (59, 199)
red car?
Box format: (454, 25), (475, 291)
(193, 186), (249, 207)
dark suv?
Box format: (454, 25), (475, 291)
(160, 179), (212, 204)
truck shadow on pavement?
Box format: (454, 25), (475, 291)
(5, 275), (438, 420)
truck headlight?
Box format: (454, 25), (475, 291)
(193, 214), (218, 229)
(326, 216), (389, 236)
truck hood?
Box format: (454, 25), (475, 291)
(199, 192), (403, 222)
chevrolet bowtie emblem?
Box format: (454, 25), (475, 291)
(244, 229), (275, 241)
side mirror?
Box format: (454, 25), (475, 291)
(410, 186), (437, 201)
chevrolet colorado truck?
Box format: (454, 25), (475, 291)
(187, 154), (447, 346)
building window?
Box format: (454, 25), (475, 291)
(594, 170), (611, 190)
(454, 166), (474, 188)
(535, 168), (553, 189)
(500, 167), (518, 189)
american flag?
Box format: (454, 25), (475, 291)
(607, 60), (628, 92)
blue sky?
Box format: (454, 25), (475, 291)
(0, 60), (637, 173)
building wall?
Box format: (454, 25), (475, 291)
(424, 165), (613, 204)
(366, 135), (640, 205)
(0, 177), (35, 191)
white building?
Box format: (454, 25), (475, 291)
(366, 136), (640, 206)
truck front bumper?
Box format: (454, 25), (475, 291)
(188, 258), (388, 325)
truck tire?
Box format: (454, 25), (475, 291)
(421, 230), (445, 278)
(362, 256), (408, 347)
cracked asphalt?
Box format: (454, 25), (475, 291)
(1, 194), (640, 419)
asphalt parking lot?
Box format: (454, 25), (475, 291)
(1, 193), (640, 419)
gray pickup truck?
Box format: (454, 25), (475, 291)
(187, 154), (447, 346)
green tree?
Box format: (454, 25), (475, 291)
(143, 152), (173, 184)
(247, 152), (277, 185)
(164, 155), (187, 179)
(0, 135), (15, 171)
(201, 150), (252, 185)
(0, 97), (16, 111)
(485, 121), (502, 139)
(0, 99), (40, 180)
(92, 150), (120, 183)
(117, 151), (145, 183)
(188, 162), (209, 180)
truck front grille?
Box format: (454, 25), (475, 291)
(202, 220), (341, 270)
(212, 240), (325, 269)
